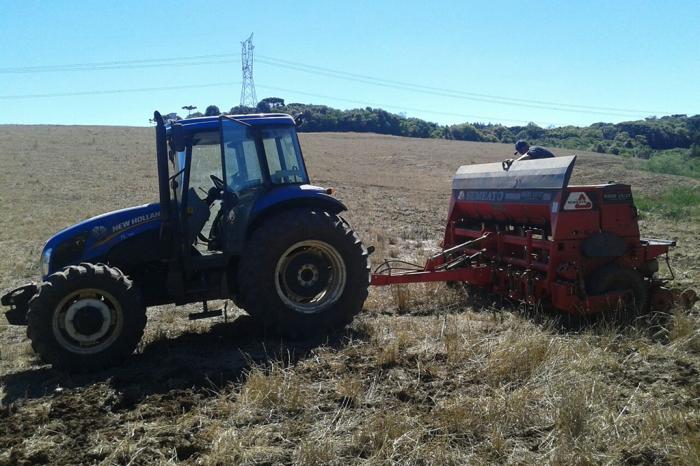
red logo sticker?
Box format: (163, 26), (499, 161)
(564, 192), (593, 210)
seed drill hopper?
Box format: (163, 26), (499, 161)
(371, 155), (675, 315)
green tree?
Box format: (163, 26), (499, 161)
(204, 105), (221, 116)
(448, 123), (484, 141)
(592, 142), (607, 153)
(256, 97), (285, 112)
(229, 105), (255, 115)
(691, 143), (700, 158)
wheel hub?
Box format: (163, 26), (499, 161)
(275, 240), (348, 314)
(72, 305), (105, 336)
(298, 264), (320, 287)
(62, 297), (113, 344)
(284, 252), (330, 298)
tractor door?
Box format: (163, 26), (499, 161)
(218, 117), (269, 254)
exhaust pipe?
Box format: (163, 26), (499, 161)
(153, 111), (171, 231)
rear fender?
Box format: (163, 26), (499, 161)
(247, 188), (347, 238)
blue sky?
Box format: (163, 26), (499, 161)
(0, 0), (698, 127)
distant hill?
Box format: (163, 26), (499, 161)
(177, 99), (700, 179)
(204, 98), (700, 157)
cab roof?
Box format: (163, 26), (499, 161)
(166, 113), (296, 135)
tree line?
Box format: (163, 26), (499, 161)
(176, 98), (700, 159)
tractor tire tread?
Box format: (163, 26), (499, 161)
(26, 263), (146, 372)
(238, 208), (369, 339)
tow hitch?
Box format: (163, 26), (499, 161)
(1, 283), (39, 325)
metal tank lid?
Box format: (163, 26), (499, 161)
(452, 155), (576, 191)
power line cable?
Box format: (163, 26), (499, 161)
(256, 56), (666, 117)
(0, 54), (239, 73)
(0, 79), (538, 124)
(0, 52), (671, 117)
(0, 82), (238, 99)
(255, 83), (536, 124)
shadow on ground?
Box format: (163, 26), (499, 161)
(1, 315), (360, 406)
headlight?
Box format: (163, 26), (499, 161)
(40, 248), (52, 277)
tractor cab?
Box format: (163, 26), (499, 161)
(165, 114), (311, 257)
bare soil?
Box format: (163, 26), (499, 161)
(0, 127), (698, 465)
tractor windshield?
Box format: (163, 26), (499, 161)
(220, 119), (309, 189)
(221, 120), (264, 192)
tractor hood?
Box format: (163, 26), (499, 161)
(41, 203), (161, 277)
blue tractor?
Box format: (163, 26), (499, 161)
(1, 112), (370, 371)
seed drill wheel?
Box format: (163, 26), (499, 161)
(27, 263), (146, 372)
(237, 209), (370, 338)
(588, 265), (648, 323)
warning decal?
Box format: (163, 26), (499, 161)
(564, 192), (593, 210)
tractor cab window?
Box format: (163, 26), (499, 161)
(171, 131), (223, 203)
(221, 119), (264, 193)
(189, 132), (223, 197)
(186, 131), (224, 252)
(261, 127), (309, 185)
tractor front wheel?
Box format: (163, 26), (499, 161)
(27, 263), (146, 372)
(237, 209), (369, 338)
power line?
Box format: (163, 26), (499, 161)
(0, 53), (239, 73)
(255, 56), (666, 117)
(255, 83), (536, 124)
(0, 82), (238, 99)
(0, 79), (538, 124)
(0, 52), (671, 118)
(0, 80), (540, 124)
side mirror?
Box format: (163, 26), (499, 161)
(294, 113), (305, 127)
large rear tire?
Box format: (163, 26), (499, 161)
(237, 209), (369, 338)
(27, 263), (146, 372)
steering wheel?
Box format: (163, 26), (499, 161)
(210, 174), (224, 190)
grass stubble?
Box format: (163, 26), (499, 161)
(0, 127), (698, 464)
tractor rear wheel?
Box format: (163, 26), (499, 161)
(237, 208), (369, 338)
(588, 265), (648, 322)
(27, 263), (146, 372)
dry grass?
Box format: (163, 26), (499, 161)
(670, 310), (700, 352)
(0, 127), (698, 464)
